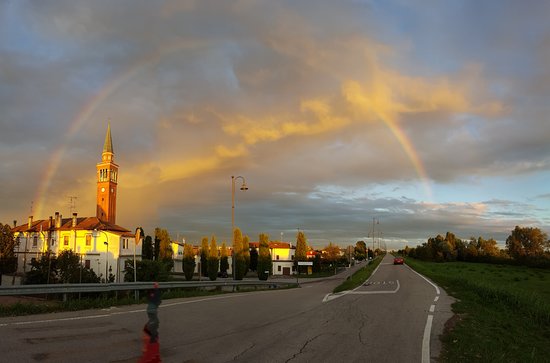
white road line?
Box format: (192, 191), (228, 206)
(323, 290), (351, 302)
(0, 292), (258, 327)
(429, 304), (435, 313)
(422, 314), (434, 363)
(349, 280), (400, 295)
(405, 264), (440, 295)
(434, 296), (439, 302)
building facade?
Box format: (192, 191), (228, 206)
(12, 124), (141, 283)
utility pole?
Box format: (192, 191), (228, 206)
(372, 217), (376, 257)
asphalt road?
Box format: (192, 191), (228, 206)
(0, 255), (454, 363)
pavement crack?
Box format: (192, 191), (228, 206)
(232, 342), (256, 361)
(285, 333), (324, 363)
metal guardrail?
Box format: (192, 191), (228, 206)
(0, 280), (296, 296)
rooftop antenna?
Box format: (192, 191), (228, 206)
(68, 196), (78, 214)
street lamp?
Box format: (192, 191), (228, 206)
(104, 241), (109, 283)
(94, 229), (109, 283)
(231, 175), (248, 280)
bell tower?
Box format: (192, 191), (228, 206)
(96, 123), (118, 224)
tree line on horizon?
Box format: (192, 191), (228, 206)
(399, 226), (550, 268)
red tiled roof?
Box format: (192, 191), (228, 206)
(12, 216), (131, 234)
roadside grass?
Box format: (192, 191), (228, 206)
(332, 256), (383, 293)
(406, 258), (550, 362)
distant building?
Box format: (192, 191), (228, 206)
(249, 241), (296, 276)
(12, 124), (141, 282)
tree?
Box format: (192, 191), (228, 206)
(56, 250), (82, 283)
(242, 235), (250, 276)
(295, 231), (308, 273)
(257, 233), (272, 280)
(25, 252), (100, 285)
(207, 236), (219, 281)
(249, 246), (258, 272)
(124, 259), (171, 282)
(220, 242), (229, 276)
(182, 243), (196, 281)
(142, 235), (154, 260)
(24, 252), (57, 284)
(479, 237), (499, 257)
(0, 223), (17, 285)
(324, 243), (341, 274)
(354, 241), (367, 261)
(233, 228), (247, 280)
(200, 237), (209, 277)
(155, 228), (173, 262)
(506, 226), (548, 260)
(312, 252), (321, 273)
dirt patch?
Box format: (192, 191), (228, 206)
(443, 313), (464, 335)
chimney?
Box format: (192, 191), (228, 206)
(28, 216), (33, 229)
(72, 213), (78, 228)
(55, 212), (61, 228)
(13, 220), (17, 228)
(48, 216), (53, 229)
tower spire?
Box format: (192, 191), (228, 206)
(103, 122), (113, 154)
(97, 122), (118, 224)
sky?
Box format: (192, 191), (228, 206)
(1, 0), (549, 250)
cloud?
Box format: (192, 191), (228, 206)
(1, 1), (549, 248)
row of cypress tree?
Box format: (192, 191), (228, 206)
(181, 228), (273, 281)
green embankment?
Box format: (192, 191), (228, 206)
(406, 258), (550, 363)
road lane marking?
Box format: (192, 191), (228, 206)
(405, 264), (440, 295)
(349, 280), (400, 295)
(434, 296), (439, 302)
(429, 304), (435, 312)
(422, 314), (434, 363)
(323, 291), (350, 302)
(0, 291), (267, 327)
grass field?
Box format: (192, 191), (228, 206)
(406, 258), (550, 362)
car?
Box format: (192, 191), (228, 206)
(393, 257), (404, 265)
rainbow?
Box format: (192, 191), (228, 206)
(33, 40), (210, 218)
(33, 41), (433, 218)
(381, 117), (433, 201)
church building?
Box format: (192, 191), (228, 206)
(12, 125), (141, 283)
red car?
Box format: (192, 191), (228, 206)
(393, 257), (404, 265)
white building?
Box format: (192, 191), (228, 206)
(11, 124), (141, 283)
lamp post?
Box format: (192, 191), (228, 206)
(231, 175), (248, 280)
(103, 241), (109, 283)
(94, 229), (109, 283)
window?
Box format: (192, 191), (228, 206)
(85, 260), (91, 269)
(122, 239), (129, 249)
(64, 236), (69, 246)
(33, 236), (38, 247)
(278, 266), (281, 272)
(86, 234), (92, 246)
(51, 238), (55, 246)
(276, 255), (280, 260)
